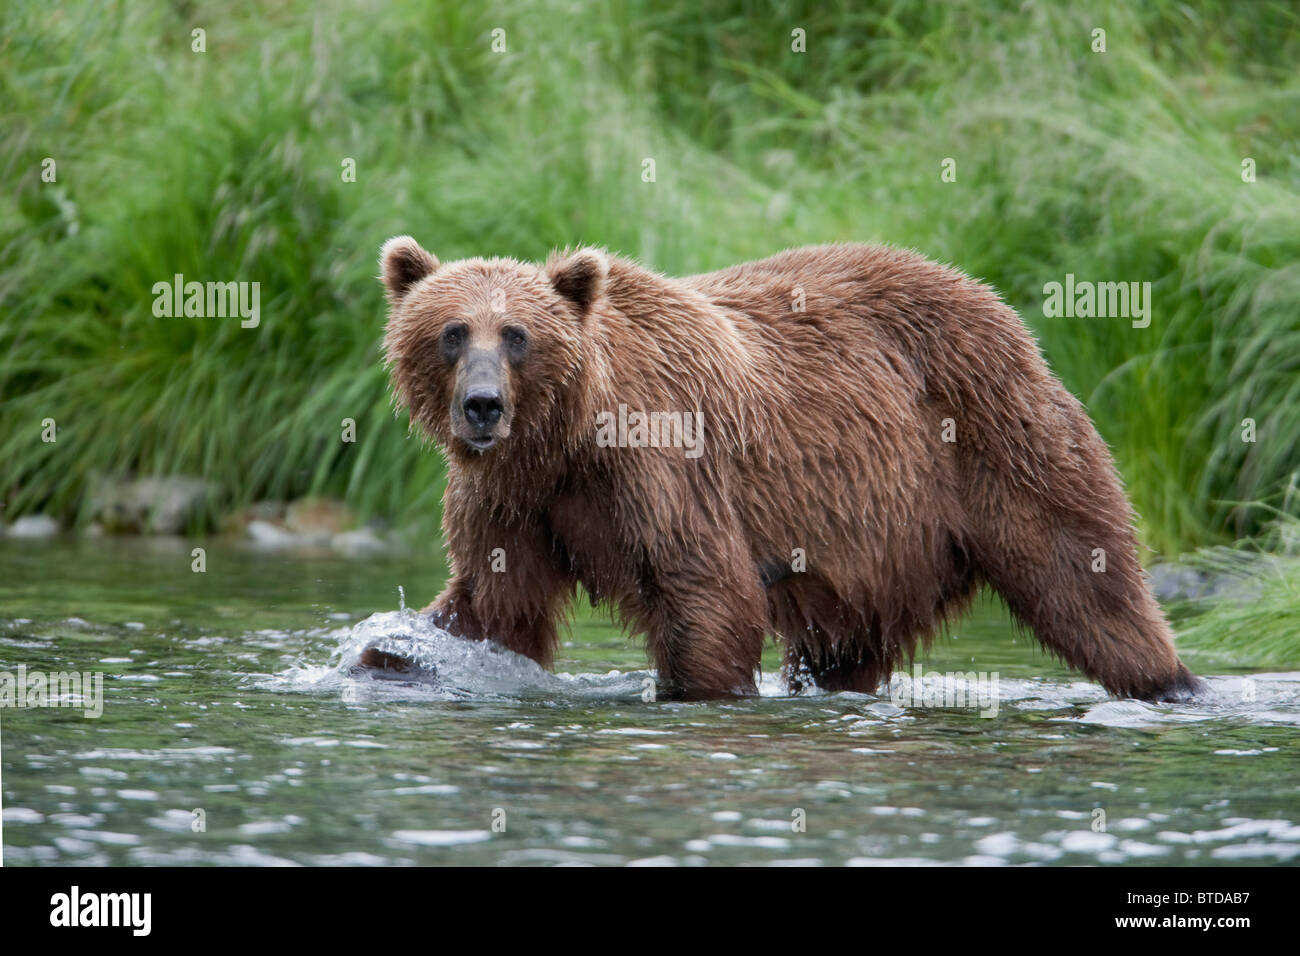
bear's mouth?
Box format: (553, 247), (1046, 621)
(463, 434), (497, 452)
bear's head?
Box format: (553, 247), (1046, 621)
(380, 236), (607, 459)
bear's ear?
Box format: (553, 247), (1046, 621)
(547, 248), (608, 318)
(380, 235), (440, 304)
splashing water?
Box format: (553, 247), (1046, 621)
(281, 609), (649, 702)
(276, 609), (1300, 726)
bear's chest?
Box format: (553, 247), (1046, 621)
(544, 491), (634, 601)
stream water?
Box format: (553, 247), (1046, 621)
(2, 537), (1297, 866)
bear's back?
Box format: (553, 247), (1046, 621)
(682, 243), (997, 333)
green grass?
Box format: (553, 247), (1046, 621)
(1175, 511), (1300, 667)
(2, 0), (1299, 554)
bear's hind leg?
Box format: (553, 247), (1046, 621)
(969, 441), (1202, 701)
(771, 580), (898, 695)
(790, 638), (891, 694)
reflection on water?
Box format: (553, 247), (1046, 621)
(2, 538), (1298, 865)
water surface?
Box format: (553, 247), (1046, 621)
(2, 538), (1297, 866)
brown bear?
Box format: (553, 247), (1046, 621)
(372, 237), (1202, 703)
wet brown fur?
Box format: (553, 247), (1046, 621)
(378, 237), (1202, 702)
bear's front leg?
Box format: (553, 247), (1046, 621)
(353, 581), (487, 676)
(421, 572), (564, 671)
(630, 528), (768, 701)
(412, 478), (573, 665)
(359, 572), (560, 676)
(423, 529), (572, 668)
(357, 521), (570, 676)
(422, 576), (487, 641)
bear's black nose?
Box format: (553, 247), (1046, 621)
(463, 389), (503, 428)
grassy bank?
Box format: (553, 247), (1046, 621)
(2, 0), (1298, 555)
(1175, 510), (1300, 668)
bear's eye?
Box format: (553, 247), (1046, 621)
(503, 327), (529, 356)
(440, 324), (467, 356)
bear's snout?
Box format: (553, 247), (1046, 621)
(463, 389), (503, 429)
(451, 347), (512, 452)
